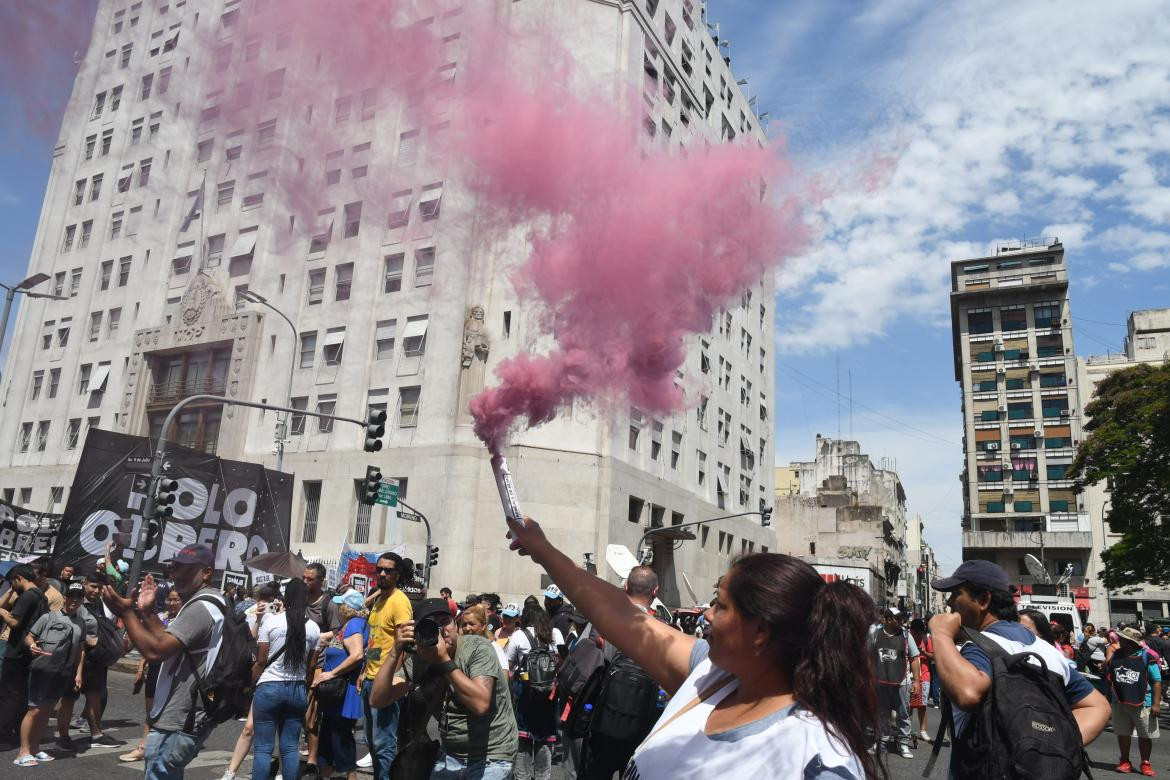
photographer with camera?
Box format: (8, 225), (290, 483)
(370, 598), (517, 779)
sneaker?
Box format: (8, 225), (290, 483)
(56, 737), (79, 752)
(899, 745), (914, 759)
(356, 753), (373, 769)
(33, 752), (55, 762)
(919, 730), (932, 743)
(1141, 762), (1156, 777)
(1119, 760), (1134, 774)
(90, 733), (126, 748)
(71, 717), (88, 732)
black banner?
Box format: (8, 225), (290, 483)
(0, 500), (61, 562)
(54, 429), (293, 575)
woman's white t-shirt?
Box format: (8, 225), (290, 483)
(623, 643), (864, 780)
(505, 627), (564, 672)
(257, 611), (321, 685)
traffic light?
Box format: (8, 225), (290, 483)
(427, 545), (440, 568)
(145, 518), (162, 548)
(761, 506), (773, 527)
(364, 408), (387, 452)
(155, 477), (179, 519)
(362, 465), (382, 506)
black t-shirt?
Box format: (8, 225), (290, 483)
(5, 587), (49, 661)
(550, 607), (573, 649)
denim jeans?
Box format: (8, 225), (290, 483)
(362, 677), (401, 780)
(253, 680), (308, 780)
(431, 751), (515, 780)
(144, 728), (211, 780)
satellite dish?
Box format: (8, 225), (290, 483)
(1024, 554), (1052, 584)
(606, 545), (641, 580)
(681, 572), (700, 606)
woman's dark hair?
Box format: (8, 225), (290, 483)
(726, 554), (882, 780)
(520, 603), (553, 647)
(962, 583), (1019, 622)
(909, 618), (927, 635)
(1019, 608), (1056, 643)
(281, 577), (308, 671)
(255, 582), (279, 601)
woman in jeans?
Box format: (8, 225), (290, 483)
(506, 604), (562, 780)
(313, 590), (368, 780)
(251, 578), (321, 780)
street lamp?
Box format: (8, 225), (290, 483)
(637, 510), (771, 559)
(238, 289), (296, 471)
(0, 273), (69, 370)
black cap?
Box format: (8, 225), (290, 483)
(414, 597), (451, 623)
(932, 560), (1013, 595)
(172, 544), (215, 567)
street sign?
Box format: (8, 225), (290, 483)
(375, 480), (398, 507)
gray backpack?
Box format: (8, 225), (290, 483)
(30, 611), (78, 677)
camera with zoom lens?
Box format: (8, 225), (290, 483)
(414, 615), (441, 648)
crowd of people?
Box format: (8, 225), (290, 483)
(0, 529), (1167, 778)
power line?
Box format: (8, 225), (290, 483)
(1071, 316), (1123, 327)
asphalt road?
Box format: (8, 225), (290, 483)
(1, 670), (1168, 778)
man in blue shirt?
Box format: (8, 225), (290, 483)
(928, 560), (1110, 770)
(1107, 626), (1162, 775)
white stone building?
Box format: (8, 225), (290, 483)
(0, 0), (776, 605)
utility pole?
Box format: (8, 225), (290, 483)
(238, 290), (296, 471)
(0, 274), (68, 370)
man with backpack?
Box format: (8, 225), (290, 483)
(0, 563), (48, 747)
(1107, 626), (1162, 776)
(57, 571), (127, 750)
(102, 543), (234, 780)
(12, 581), (88, 766)
(870, 606), (921, 758)
(927, 560), (1110, 779)
(573, 566), (667, 780)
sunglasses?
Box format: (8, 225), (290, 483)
(376, 566), (398, 574)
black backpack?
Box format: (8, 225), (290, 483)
(182, 594), (261, 730)
(516, 629), (559, 706)
(924, 628), (1092, 780)
(88, 606), (127, 668)
(588, 650), (663, 743)
(556, 629), (607, 711)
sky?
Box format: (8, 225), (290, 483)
(3, 1), (1170, 573)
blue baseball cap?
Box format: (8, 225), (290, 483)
(331, 590), (365, 611)
(501, 602), (520, 617)
(932, 560), (1013, 595)
(543, 585), (563, 600)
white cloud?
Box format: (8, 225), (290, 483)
(771, 0), (1170, 353)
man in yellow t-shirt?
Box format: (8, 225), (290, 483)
(362, 552), (413, 779)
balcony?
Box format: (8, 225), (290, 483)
(963, 530), (1092, 550)
(148, 376), (227, 404)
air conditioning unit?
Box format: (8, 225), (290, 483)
(1030, 362), (1040, 371)
(1034, 430), (1044, 438)
(994, 341), (1004, 351)
(996, 367), (1006, 375)
(997, 404), (1007, 412)
(1011, 443), (1022, 450)
(986, 442), (999, 451)
(1060, 409), (1071, 417)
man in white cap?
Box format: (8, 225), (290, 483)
(1107, 626), (1162, 775)
(543, 585), (572, 655)
(871, 606), (920, 758)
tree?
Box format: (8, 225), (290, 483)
(1069, 362), (1170, 590)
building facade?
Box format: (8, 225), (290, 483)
(0, 0), (776, 604)
(1076, 307), (1170, 624)
(949, 240), (1095, 614)
(773, 436), (909, 606)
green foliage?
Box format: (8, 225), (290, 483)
(1069, 362), (1170, 589)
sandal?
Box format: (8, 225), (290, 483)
(33, 752), (55, 761)
(119, 746), (146, 762)
(13, 755), (39, 767)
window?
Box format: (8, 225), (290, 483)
(307, 269), (325, 305)
(31, 370), (44, 400)
(138, 158), (152, 187)
(414, 247), (435, 287)
(402, 316), (428, 356)
(316, 394), (336, 433)
(109, 85), (123, 112)
(53, 272), (65, 296)
(650, 420), (663, 460)
(80, 220), (93, 248)
(172, 253), (192, 276)
(62, 224), (76, 252)
(298, 332), (317, 369)
(120, 43), (132, 68)
(968, 310), (993, 335)
(343, 201), (362, 238)
(398, 386), (421, 427)
(361, 87), (377, 120)
(697, 395), (708, 430)
(217, 180), (235, 210)
(65, 418), (81, 449)
(1047, 463), (1069, 480)
(419, 183), (443, 220)
(383, 253), (404, 292)
(18, 422), (33, 453)
(93, 90), (106, 119)
(375, 319), (397, 359)
(36, 421), (51, 451)
(242, 171), (266, 209)
(78, 364), (92, 394)
(89, 173), (104, 202)
(266, 69), (285, 100)
(140, 72), (153, 100)
(334, 263), (353, 301)
(126, 206), (141, 237)
(100, 129), (113, 157)
(205, 234), (225, 268)
(89, 311), (103, 341)
(1034, 303), (1059, 329)
(41, 320), (54, 350)
(130, 118), (143, 144)
(334, 95), (351, 124)
(110, 211), (124, 239)
(301, 481), (322, 543)
(289, 397), (308, 435)
(158, 66), (171, 94)
(257, 118), (277, 148)
(118, 257), (131, 286)
(245, 37), (261, 61)
(323, 327), (346, 365)
(398, 130), (419, 165)
(85, 134), (96, 159)
(697, 449), (706, 484)
(57, 321), (71, 347)
(107, 307), (121, 336)
(73, 178), (86, 206)
(670, 431), (682, 469)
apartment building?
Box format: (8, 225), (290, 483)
(1077, 307), (1170, 623)
(0, 0), (775, 603)
(950, 239), (1094, 613)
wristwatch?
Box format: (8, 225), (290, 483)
(439, 659), (458, 675)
